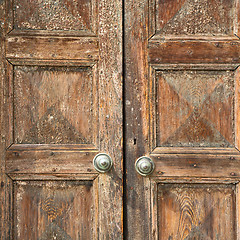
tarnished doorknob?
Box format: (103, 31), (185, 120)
(93, 153), (113, 173)
(135, 156), (155, 176)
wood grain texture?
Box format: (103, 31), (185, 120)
(8, 143), (97, 151)
(2, 0), (123, 238)
(0, 0), (5, 237)
(235, 67), (240, 151)
(13, 66), (95, 145)
(6, 36), (99, 60)
(13, 180), (96, 240)
(151, 153), (240, 178)
(151, 147), (239, 155)
(8, 174), (98, 181)
(156, 69), (234, 147)
(126, 0), (240, 239)
(124, 0), (152, 239)
(148, 41), (240, 64)
(6, 149), (98, 175)
(1, 0), (239, 238)
(236, 0), (240, 37)
(0, 1), (14, 239)
(97, 0), (123, 238)
(13, 0), (94, 33)
(237, 184), (240, 238)
(155, 0), (235, 36)
(158, 184), (236, 240)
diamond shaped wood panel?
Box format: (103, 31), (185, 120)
(158, 184), (235, 239)
(155, 69), (234, 147)
(13, 180), (95, 239)
(155, 0), (235, 36)
(13, 66), (96, 145)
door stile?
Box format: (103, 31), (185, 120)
(0, 1), (13, 238)
(124, 0), (152, 238)
(97, 0), (123, 238)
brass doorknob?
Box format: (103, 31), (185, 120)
(93, 153), (113, 173)
(135, 156), (155, 176)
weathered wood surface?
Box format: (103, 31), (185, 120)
(13, 0), (95, 33)
(236, 67), (240, 151)
(156, 69), (234, 147)
(1, 0), (123, 239)
(158, 184), (235, 240)
(6, 36), (99, 60)
(126, 0), (240, 239)
(0, 1), (13, 239)
(154, 0), (236, 37)
(2, 0), (240, 238)
(13, 65), (96, 145)
(8, 143), (97, 151)
(151, 147), (240, 155)
(13, 180), (96, 240)
(97, 0), (123, 238)
(6, 149), (97, 175)
(124, 0), (151, 239)
(151, 153), (240, 178)
(148, 41), (240, 64)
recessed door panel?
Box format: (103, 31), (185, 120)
(157, 184), (235, 239)
(155, 0), (235, 36)
(13, 0), (97, 34)
(13, 180), (96, 240)
(13, 66), (95, 145)
(155, 69), (234, 147)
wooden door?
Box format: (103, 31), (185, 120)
(0, 0), (123, 239)
(125, 0), (240, 239)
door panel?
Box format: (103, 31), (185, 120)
(13, 180), (97, 239)
(13, 0), (95, 33)
(0, 0), (122, 239)
(157, 184), (236, 239)
(125, 0), (240, 239)
(12, 65), (96, 145)
(154, 67), (235, 147)
(154, 0), (235, 37)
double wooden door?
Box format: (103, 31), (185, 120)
(1, 0), (240, 239)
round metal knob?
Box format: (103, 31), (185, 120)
(135, 156), (155, 176)
(93, 153), (113, 173)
